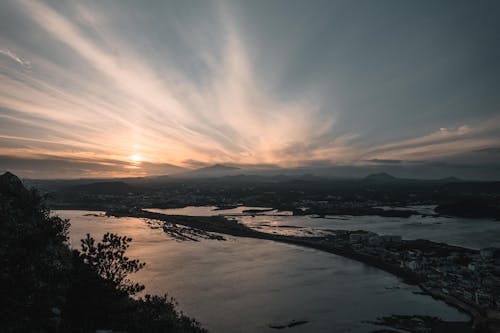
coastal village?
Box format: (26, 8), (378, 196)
(32, 175), (500, 332)
(323, 229), (500, 327)
(114, 204), (500, 331)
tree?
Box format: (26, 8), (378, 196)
(80, 233), (145, 295)
(2, 172), (207, 332)
(1, 172), (72, 331)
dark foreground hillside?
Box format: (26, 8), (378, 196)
(0, 171), (207, 333)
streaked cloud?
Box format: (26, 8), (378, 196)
(0, 0), (499, 178)
(0, 49), (31, 68)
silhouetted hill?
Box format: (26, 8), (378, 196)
(437, 176), (462, 183)
(197, 163), (241, 172)
(0, 171), (207, 332)
(179, 164), (241, 177)
(1, 172), (74, 330)
(363, 172), (397, 183)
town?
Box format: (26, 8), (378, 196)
(327, 229), (500, 325)
(34, 173), (500, 220)
(28, 174), (500, 331)
(109, 205), (500, 331)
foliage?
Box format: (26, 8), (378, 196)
(130, 294), (208, 332)
(1, 172), (207, 333)
(0, 175), (72, 331)
(80, 232), (145, 295)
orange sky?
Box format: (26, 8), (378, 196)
(1, 1), (499, 178)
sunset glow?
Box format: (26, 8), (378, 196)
(130, 154), (142, 163)
(1, 1), (499, 178)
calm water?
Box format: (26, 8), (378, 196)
(58, 210), (468, 333)
(146, 205), (500, 249)
(237, 211), (500, 249)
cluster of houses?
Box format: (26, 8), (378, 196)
(408, 247), (500, 308)
(333, 230), (500, 315)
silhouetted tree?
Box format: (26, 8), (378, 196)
(0, 172), (72, 331)
(1, 171), (207, 332)
(80, 232), (145, 295)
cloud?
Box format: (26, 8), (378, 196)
(0, 0), (334, 171)
(473, 147), (500, 154)
(182, 159), (211, 169)
(1, 1), (499, 178)
(361, 119), (500, 162)
(366, 159), (402, 164)
(0, 49), (31, 68)
(0, 153), (186, 179)
(367, 125), (473, 156)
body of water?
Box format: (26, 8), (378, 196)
(237, 210), (500, 249)
(58, 210), (469, 333)
(144, 206), (288, 216)
(146, 205), (500, 249)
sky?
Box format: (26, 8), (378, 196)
(1, 0), (499, 179)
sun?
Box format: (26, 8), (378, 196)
(130, 153), (142, 163)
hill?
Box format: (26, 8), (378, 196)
(363, 172), (397, 183)
(437, 176), (462, 183)
(0, 171), (206, 332)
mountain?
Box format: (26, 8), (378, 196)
(178, 164), (241, 178)
(363, 172), (397, 183)
(437, 176), (462, 183)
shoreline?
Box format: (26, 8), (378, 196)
(107, 209), (491, 327)
(57, 207), (499, 331)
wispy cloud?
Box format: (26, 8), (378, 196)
(361, 119), (500, 162)
(0, 49), (31, 68)
(0, 0), (499, 178)
(1, 0), (334, 170)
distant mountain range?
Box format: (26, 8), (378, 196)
(22, 163), (471, 185)
(177, 164), (241, 178)
(362, 172), (463, 184)
(175, 166), (465, 183)
(363, 172), (397, 183)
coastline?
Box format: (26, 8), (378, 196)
(105, 208), (496, 330)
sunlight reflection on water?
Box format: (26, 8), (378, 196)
(58, 210), (469, 333)
(237, 207), (500, 249)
